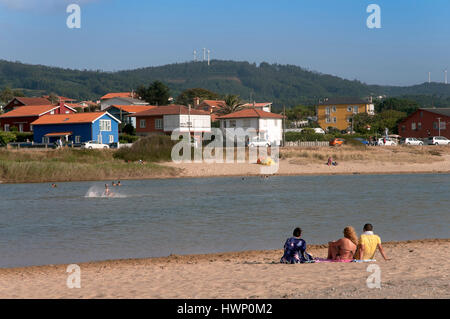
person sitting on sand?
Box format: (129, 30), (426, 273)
(327, 226), (358, 261)
(355, 223), (390, 261)
(280, 227), (313, 264)
(327, 157), (333, 166)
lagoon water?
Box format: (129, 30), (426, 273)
(0, 174), (449, 268)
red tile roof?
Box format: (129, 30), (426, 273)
(243, 102), (272, 108)
(200, 100), (226, 108)
(31, 112), (111, 125)
(13, 97), (52, 106)
(101, 92), (134, 100)
(44, 132), (73, 137)
(42, 95), (76, 102)
(133, 105), (210, 117)
(217, 108), (284, 119)
(0, 105), (58, 118)
(106, 105), (157, 113)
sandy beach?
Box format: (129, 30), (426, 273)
(0, 239), (448, 299)
(164, 146), (450, 178)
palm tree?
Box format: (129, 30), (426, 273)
(218, 94), (245, 115)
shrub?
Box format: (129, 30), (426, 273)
(119, 134), (140, 143)
(0, 131), (16, 146)
(113, 135), (175, 162)
(13, 132), (33, 142)
(122, 124), (136, 135)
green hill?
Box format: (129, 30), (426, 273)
(1, 59), (450, 109)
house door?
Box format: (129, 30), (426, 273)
(18, 124), (23, 132)
(98, 135), (102, 144)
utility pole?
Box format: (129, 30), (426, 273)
(283, 106), (286, 147)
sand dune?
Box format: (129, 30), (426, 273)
(0, 239), (448, 299)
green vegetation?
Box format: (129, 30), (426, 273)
(136, 80), (171, 105)
(217, 94), (245, 115)
(2, 59), (450, 110)
(352, 110), (407, 134)
(175, 88), (219, 106)
(113, 135), (175, 162)
(119, 133), (140, 143)
(0, 148), (178, 183)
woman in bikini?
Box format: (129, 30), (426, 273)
(327, 226), (358, 261)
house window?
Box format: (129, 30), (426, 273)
(140, 119), (146, 128)
(353, 106), (358, 114)
(99, 120), (111, 131)
(325, 107), (330, 115)
(155, 118), (163, 129)
(420, 111), (423, 118)
(243, 119), (251, 127)
(109, 135), (114, 143)
(332, 106), (336, 112)
(401, 125), (406, 132)
(347, 106), (352, 112)
(440, 122), (447, 130)
(75, 136), (81, 143)
(65, 111), (70, 114)
(50, 111), (55, 115)
(18, 124), (23, 132)
(418, 122), (422, 130)
(325, 117), (331, 124)
(411, 122), (416, 130)
(229, 120), (236, 128)
(4, 124), (9, 131)
(42, 137), (49, 143)
(333, 117), (337, 123)
(433, 122), (438, 130)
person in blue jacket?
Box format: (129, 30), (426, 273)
(280, 227), (314, 264)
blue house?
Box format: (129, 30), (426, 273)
(31, 112), (121, 144)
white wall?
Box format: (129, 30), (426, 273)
(220, 117), (282, 145)
(164, 114), (211, 133)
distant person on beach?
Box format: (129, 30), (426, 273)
(280, 227), (313, 264)
(117, 181), (121, 186)
(51, 183), (57, 188)
(112, 181), (117, 186)
(327, 226), (358, 261)
(355, 223), (390, 261)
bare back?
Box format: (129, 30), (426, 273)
(337, 238), (356, 260)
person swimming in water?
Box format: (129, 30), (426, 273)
(104, 184), (111, 196)
(117, 181), (121, 186)
(51, 183), (57, 188)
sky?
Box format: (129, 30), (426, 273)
(0, 0), (449, 86)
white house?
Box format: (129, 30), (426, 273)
(133, 105), (211, 136)
(217, 108), (284, 146)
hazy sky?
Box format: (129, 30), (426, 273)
(0, 0), (449, 86)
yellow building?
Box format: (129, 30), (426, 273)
(316, 98), (375, 131)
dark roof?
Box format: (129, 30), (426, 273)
(318, 97), (371, 105)
(421, 108), (450, 117)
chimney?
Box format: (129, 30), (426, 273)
(59, 98), (64, 114)
(193, 97), (200, 107)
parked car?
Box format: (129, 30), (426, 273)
(400, 137), (424, 146)
(81, 141), (110, 149)
(353, 137), (369, 145)
(313, 128), (326, 134)
(426, 136), (450, 145)
(329, 138), (345, 146)
(376, 138), (397, 146)
(248, 137), (271, 147)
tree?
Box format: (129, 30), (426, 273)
(217, 94), (245, 115)
(375, 97), (419, 115)
(0, 87), (24, 104)
(0, 130), (16, 145)
(137, 81), (171, 106)
(47, 92), (60, 104)
(122, 123), (135, 135)
(175, 88), (219, 106)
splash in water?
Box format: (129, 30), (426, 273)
(85, 185), (126, 198)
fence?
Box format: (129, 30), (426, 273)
(285, 141), (329, 147)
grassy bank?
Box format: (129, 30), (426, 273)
(0, 148), (179, 183)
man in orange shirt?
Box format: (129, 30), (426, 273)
(356, 223), (390, 261)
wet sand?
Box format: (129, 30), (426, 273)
(0, 239), (448, 299)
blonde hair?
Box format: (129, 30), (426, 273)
(343, 226), (358, 246)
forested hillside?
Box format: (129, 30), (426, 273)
(1, 59), (450, 110)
